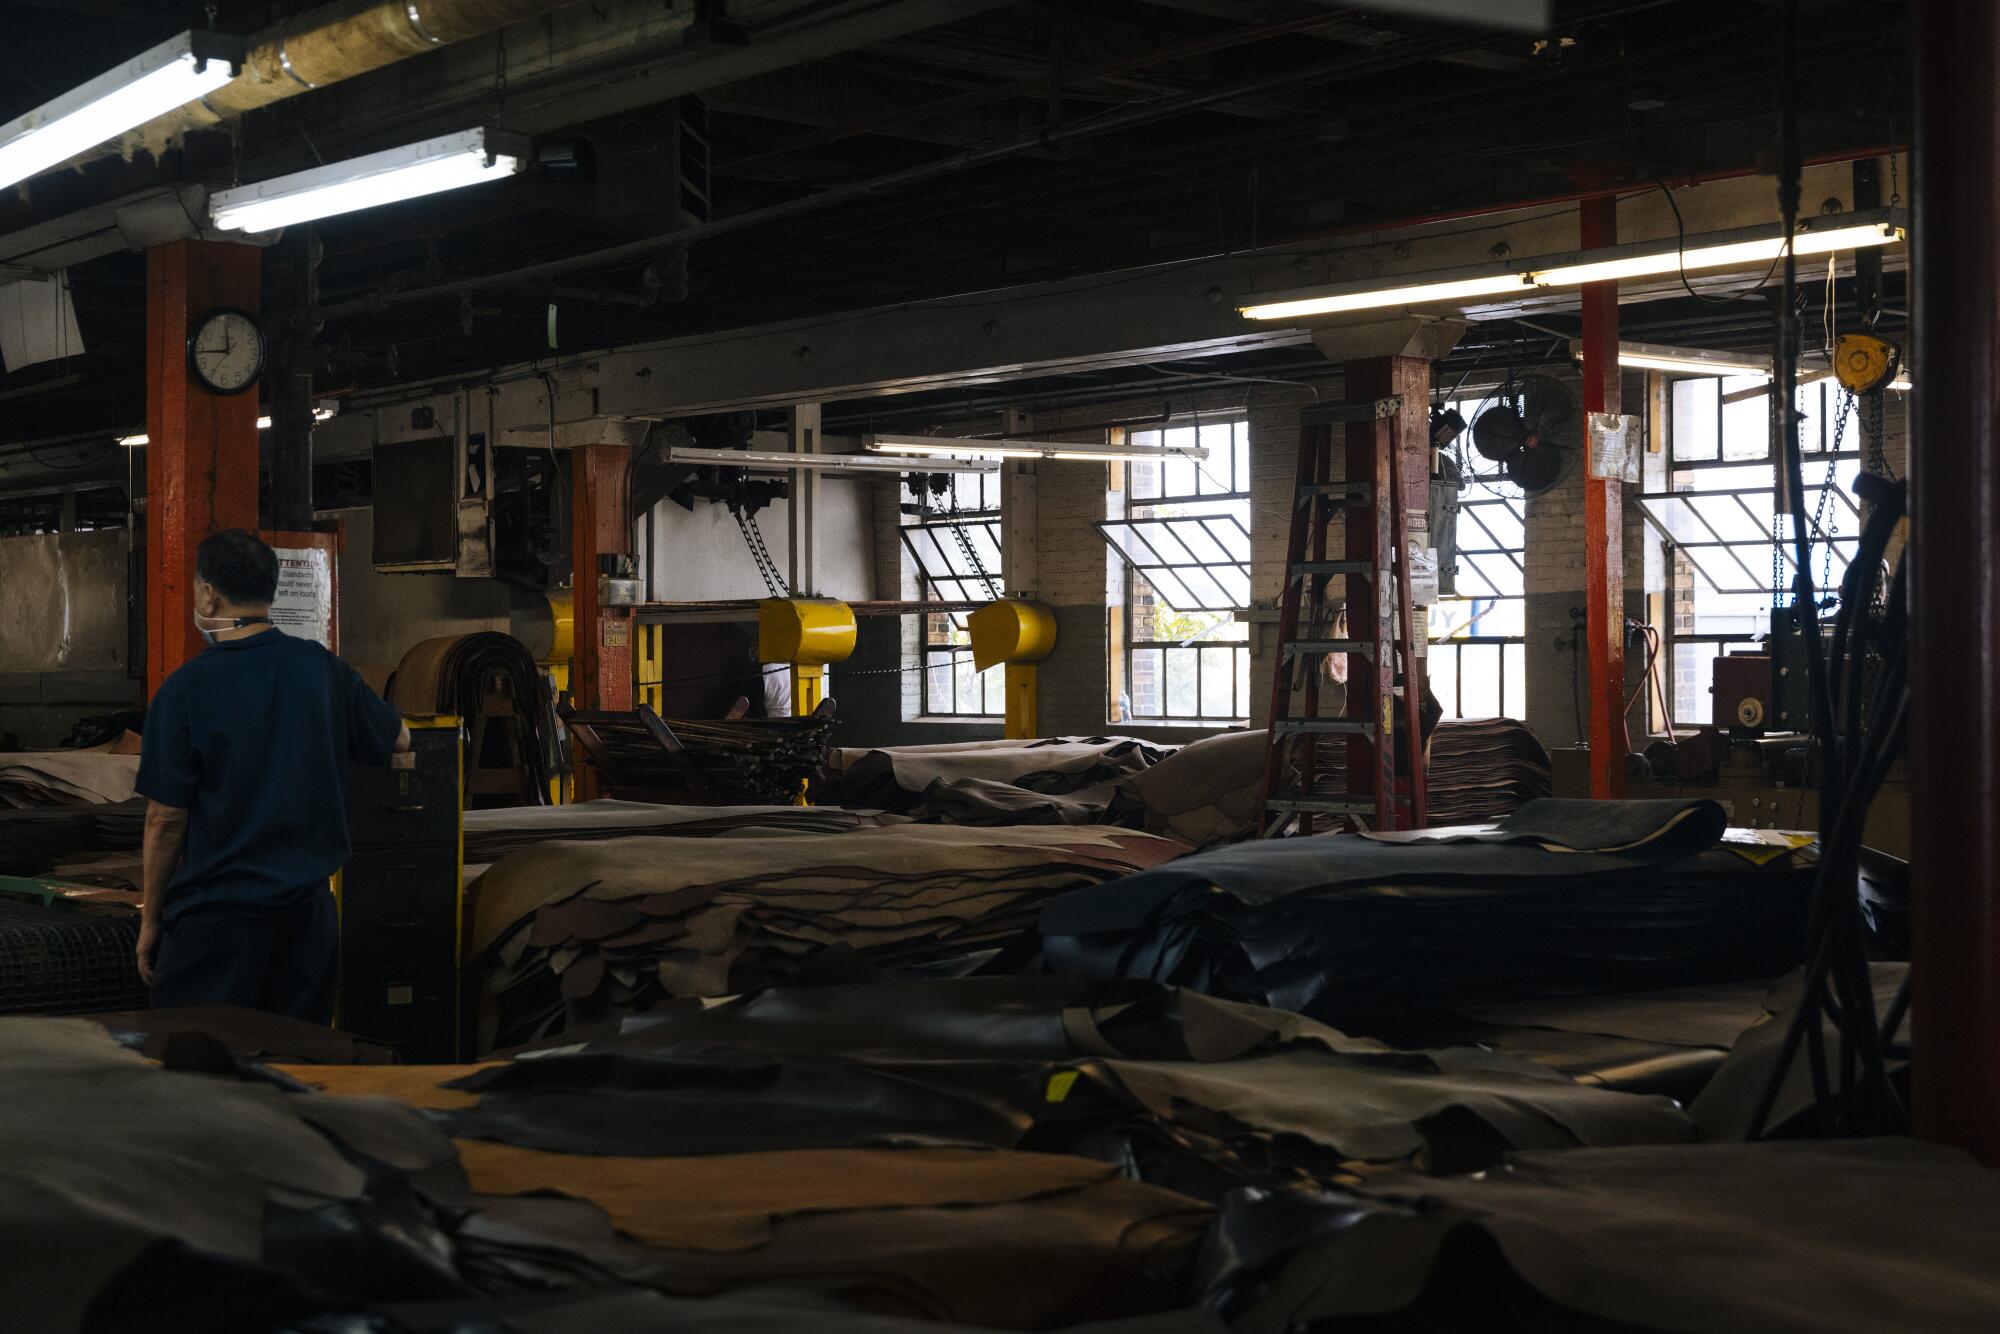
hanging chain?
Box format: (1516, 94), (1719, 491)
(1862, 388), (1895, 481)
(732, 505), (789, 598)
(927, 489), (1002, 600)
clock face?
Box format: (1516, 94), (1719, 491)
(188, 308), (265, 396)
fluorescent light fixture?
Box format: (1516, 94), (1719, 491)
(1239, 273), (1531, 321)
(209, 128), (526, 234)
(1602, 341), (1773, 378)
(866, 433), (1211, 463)
(120, 404), (336, 448)
(664, 445), (997, 475)
(0, 31), (240, 191)
(1240, 211), (1905, 321)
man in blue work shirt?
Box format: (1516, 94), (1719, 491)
(135, 529), (410, 1020)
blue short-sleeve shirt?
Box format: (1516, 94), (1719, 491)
(136, 628), (404, 922)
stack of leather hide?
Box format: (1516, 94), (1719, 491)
(472, 824), (1188, 1049)
(1030, 799), (1819, 1034)
(822, 737), (1170, 813)
(0, 751), (138, 808)
(1196, 1138), (2000, 1334)
(462, 799), (885, 863)
(1425, 715), (1554, 824)
(0, 798), (144, 875)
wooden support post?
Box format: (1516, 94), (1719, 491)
(569, 442), (634, 800)
(1342, 357), (1430, 824)
(1579, 196), (1627, 798)
(145, 240), (262, 696)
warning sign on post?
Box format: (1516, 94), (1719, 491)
(270, 546), (334, 648)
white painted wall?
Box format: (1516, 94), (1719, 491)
(637, 433), (877, 601)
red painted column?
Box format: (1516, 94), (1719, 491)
(1911, 0), (2000, 1163)
(145, 240), (262, 696)
(569, 442), (634, 799)
(569, 442), (635, 711)
(1578, 197), (1627, 798)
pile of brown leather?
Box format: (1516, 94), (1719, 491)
(471, 824), (1188, 1049)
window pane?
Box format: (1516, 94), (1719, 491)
(1720, 375), (1769, 460)
(1176, 521), (1230, 564)
(1165, 649), (1198, 716)
(1459, 643), (1502, 717)
(1174, 566), (1232, 610)
(1209, 566), (1251, 607)
(1162, 428), (1198, 497)
(1205, 516), (1252, 561)
(1131, 458), (1160, 500)
(1672, 378), (1719, 461)
(1198, 422), (1236, 493)
(1235, 646), (1251, 717)
(928, 654), (954, 713)
(1200, 646), (1234, 718)
(1503, 642), (1525, 719)
(1430, 644), (1461, 719)
(1235, 424), (1250, 494)
(1131, 521), (1197, 563)
(1142, 567), (1203, 611)
(955, 657), (982, 714)
(1689, 493), (1772, 542)
(1131, 647), (1163, 716)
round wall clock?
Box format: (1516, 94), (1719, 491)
(187, 307), (266, 396)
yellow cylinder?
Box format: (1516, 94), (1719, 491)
(759, 598), (857, 666)
(968, 598), (1058, 671)
(544, 589), (574, 666)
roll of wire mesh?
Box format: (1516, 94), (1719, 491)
(0, 898), (146, 1014)
(388, 633), (560, 807)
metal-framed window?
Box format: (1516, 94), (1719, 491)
(1645, 376), (1865, 725)
(901, 470), (1004, 716)
(1428, 397), (1527, 719)
(1107, 421), (1252, 724)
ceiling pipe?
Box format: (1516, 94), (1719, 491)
(109, 0), (590, 160)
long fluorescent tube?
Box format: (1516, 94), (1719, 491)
(866, 433), (1211, 463)
(1240, 273), (1531, 321)
(1239, 211), (1905, 320)
(664, 446), (997, 475)
(1604, 341), (1773, 378)
(209, 128), (525, 234)
(120, 405), (335, 448)
(1533, 222), (1901, 287)
(0, 32), (240, 191)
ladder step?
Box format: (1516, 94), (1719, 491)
(1295, 481), (1374, 505)
(1273, 720), (1376, 736)
(1283, 639), (1374, 658)
(1290, 560), (1374, 580)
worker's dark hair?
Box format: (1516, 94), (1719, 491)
(195, 528), (280, 606)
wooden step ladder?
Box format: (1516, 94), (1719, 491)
(1260, 393), (1429, 836)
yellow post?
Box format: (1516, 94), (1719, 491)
(969, 599), (1058, 741)
(758, 598), (857, 803)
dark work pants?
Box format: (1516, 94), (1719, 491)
(150, 887), (339, 1023)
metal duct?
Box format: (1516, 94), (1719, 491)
(124, 0), (588, 155)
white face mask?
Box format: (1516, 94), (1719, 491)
(193, 611), (267, 645)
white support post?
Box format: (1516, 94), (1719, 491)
(787, 402), (821, 596)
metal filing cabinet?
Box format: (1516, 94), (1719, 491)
(338, 715), (463, 1060)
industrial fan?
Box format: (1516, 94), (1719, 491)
(1470, 374), (1581, 495)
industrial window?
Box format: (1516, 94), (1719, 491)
(1106, 421), (1252, 725)
(901, 471), (1004, 717)
(1640, 377), (1867, 723)
(1429, 396), (1527, 720)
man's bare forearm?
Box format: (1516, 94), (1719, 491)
(140, 800), (189, 925)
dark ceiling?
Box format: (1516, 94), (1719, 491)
(0, 0), (1909, 478)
